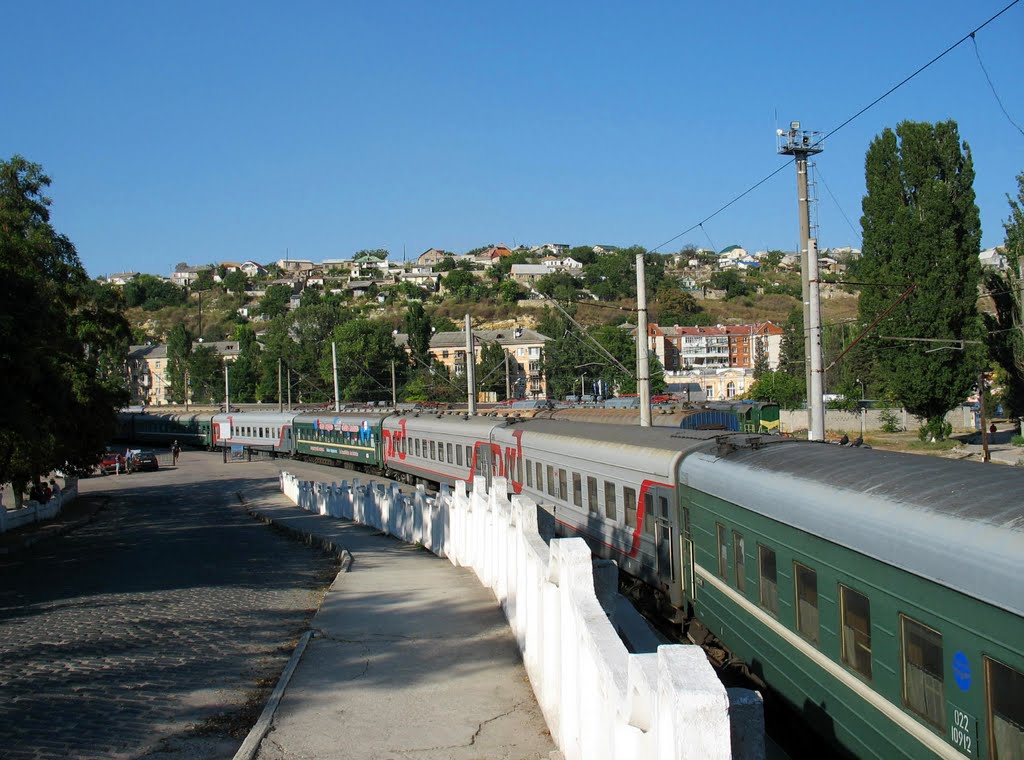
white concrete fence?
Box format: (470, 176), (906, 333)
(0, 479), (79, 534)
(279, 471), (764, 760)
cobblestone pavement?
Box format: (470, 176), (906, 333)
(0, 451), (339, 760)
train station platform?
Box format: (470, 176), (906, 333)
(234, 485), (557, 760)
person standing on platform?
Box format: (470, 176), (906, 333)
(172, 441), (180, 466)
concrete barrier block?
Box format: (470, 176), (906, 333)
(727, 688), (766, 760)
(657, 646), (732, 760)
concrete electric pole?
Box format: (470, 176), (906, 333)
(465, 314), (477, 415)
(636, 251), (652, 427)
(779, 121), (825, 441)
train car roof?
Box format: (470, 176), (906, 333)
(511, 418), (748, 450)
(292, 411), (391, 424)
(211, 411), (299, 425)
(387, 413), (508, 437)
(685, 442), (1024, 617)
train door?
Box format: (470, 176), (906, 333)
(681, 504), (695, 601)
(649, 486), (677, 586)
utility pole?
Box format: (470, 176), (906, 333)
(504, 351), (511, 401)
(465, 314), (477, 414)
(332, 342), (340, 412)
(223, 364), (230, 412)
(287, 368), (292, 410)
(980, 370), (991, 463)
(636, 251), (652, 427)
(278, 358), (283, 413)
(391, 360), (397, 407)
(779, 121), (825, 441)
(184, 367), (190, 412)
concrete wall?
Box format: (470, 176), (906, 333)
(0, 478), (79, 533)
(779, 405), (977, 435)
(279, 471), (764, 760)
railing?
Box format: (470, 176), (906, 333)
(279, 471), (764, 760)
(0, 479), (79, 534)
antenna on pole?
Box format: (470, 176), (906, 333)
(778, 121), (825, 441)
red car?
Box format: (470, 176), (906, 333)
(99, 451), (125, 475)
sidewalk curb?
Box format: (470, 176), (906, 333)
(232, 629), (314, 760)
(232, 494), (355, 759)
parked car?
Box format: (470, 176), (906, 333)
(99, 450), (125, 475)
(131, 450), (159, 472)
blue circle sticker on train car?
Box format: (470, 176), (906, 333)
(953, 651), (971, 691)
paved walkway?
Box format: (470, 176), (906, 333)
(240, 483), (557, 760)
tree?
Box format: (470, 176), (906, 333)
(779, 307), (805, 378)
(326, 319), (408, 402)
(189, 344), (223, 404)
(653, 285), (703, 325)
(984, 172), (1024, 416)
(709, 270), (753, 300)
(476, 341), (509, 399)
(442, 269), (480, 300)
(0, 155), (130, 492)
(535, 271), (581, 301)
(404, 302), (433, 367)
(122, 274), (188, 310)
(260, 284), (293, 319)
(857, 120), (984, 439)
(747, 371), (806, 409)
(223, 269), (248, 296)
(230, 325), (261, 402)
(166, 323), (193, 403)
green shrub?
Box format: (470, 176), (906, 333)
(1011, 434), (1024, 447)
(878, 408), (902, 433)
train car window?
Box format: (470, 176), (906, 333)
(465, 445), (471, 466)
(558, 469), (567, 501)
(733, 532), (746, 593)
(547, 465), (555, 497)
(900, 616), (944, 730)
(516, 455), (522, 484)
(414, 438), (421, 457)
(622, 486), (636, 528)
(456, 445), (463, 466)
(794, 563), (819, 645)
(572, 473), (582, 507)
(439, 443), (446, 463)
(587, 477), (598, 514)
(840, 585), (872, 680)
(526, 459), (533, 487)
(446, 443), (453, 463)
(536, 462), (543, 491)
(643, 493), (655, 535)
(506, 450), (515, 479)
(604, 481), (617, 520)
(985, 657), (1024, 758)
(430, 441), (436, 460)
(716, 524), (728, 579)
(758, 545), (778, 616)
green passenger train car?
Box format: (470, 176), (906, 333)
(679, 441), (1024, 759)
(291, 412), (388, 468)
(128, 412), (215, 448)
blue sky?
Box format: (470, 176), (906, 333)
(6, 1), (1022, 278)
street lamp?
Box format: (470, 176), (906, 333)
(574, 362), (603, 401)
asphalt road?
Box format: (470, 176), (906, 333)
(0, 450), (340, 760)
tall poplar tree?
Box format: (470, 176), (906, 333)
(857, 120), (983, 438)
(984, 173), (1024, 416)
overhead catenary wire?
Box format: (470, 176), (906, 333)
(649, 0), (1021, 254)
(970, 33), (1024, 138)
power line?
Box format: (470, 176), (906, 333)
(971, 33), (1024, 138)
(813, 166), (860, 239)
(649, 0), (1021, 254)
